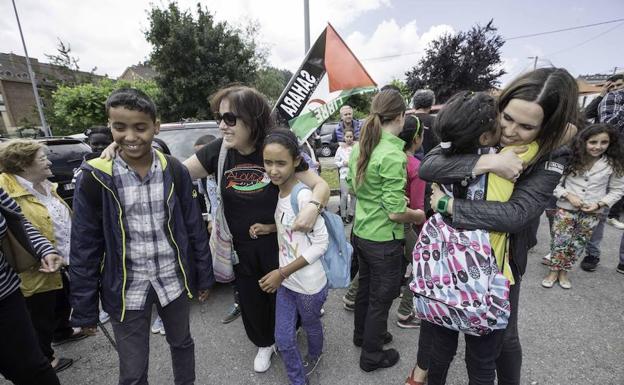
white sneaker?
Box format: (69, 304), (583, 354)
(541, 253), (551, 266)
(99, 310), (110, 324)
(607, 218), (624, 230)
(254, 345), (275, 373)
(151, 316), (165, 335)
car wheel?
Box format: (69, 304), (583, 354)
(320, 145), (332, 157)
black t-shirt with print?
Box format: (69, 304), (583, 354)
(196, 138), (291, 241)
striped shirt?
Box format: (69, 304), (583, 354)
(113, 152), (184, 310)
(0, 187), (56, 301)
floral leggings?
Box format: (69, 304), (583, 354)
(550, 208), (601, 271)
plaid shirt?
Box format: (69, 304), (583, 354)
(113, 151), (183, 310)
(599, 89), (624, 132)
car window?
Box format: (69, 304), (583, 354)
(157, 128), (222, 160)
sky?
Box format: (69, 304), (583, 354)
(1, 0), (623, 88)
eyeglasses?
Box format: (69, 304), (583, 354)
(215, 112), (238, 127)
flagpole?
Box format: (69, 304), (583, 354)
(11, 0), (51, 137)
(304, 0), (310, 53)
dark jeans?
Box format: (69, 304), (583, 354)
(0, 290), (60, 385)
(353, 235), (403, 366)
(495, 280), (522, 385)
(111, 288), (195, 385)
(24, 289), (59, 361)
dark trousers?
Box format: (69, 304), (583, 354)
(110, 288), (195, 385)
(427, 324), (505, 385)
(495, 280), (522, 385)
(416, 320), (434, 370)
(24, 289), (59, 361)
(353, 235), (403, 365)
(0, 290), (60, 385)
(53, 270), (74, 341)
(234, 238), (279, 348)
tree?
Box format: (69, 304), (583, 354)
(48, 79), (160, 136)
(254, 66), (293, 105)
(146, 3), (261, 121)
(405, 20), (505, 103)
(44, 39), (98, 85)
(388, 79), (412, 103)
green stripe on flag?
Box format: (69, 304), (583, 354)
(289, 86), (377, 141)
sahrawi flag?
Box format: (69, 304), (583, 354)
(275, 23), (377, 141)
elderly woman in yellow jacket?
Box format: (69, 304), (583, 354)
(0, 139), (80, 373)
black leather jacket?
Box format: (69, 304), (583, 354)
(419, 146), (571, 279)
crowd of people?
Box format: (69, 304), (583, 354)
(0, 67), (622, 385)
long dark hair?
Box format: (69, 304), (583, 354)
(567, 124), (624, 177)
(263, 128), (307, 173)
(434, 91), (498, 155)
(498, 68), (579, 164)
(356, 89), (406, 185)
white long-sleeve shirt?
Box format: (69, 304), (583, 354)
(275, 188), (328, 295)
(334, 145), (354, 180)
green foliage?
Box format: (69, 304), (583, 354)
(146, 3), (261, 121)
(48, 79), (160, 136)
(405, 20), (505, 103)
(254, 66), (293, 105)
(388, 79), (412, 103)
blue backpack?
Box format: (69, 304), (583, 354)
(290, 183), (352, 288)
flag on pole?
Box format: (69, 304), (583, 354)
(274, 23), (377, 141)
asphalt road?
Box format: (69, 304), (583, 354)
(3, 200), (623, 385)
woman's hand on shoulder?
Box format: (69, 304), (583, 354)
(292, 204), (318, 232)
(99, 142), (118, 160)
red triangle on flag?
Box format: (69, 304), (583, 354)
(324, 23), (377, 93)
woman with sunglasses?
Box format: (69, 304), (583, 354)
(184, 85), (330, 373)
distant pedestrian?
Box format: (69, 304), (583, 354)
(543, 124), (624, 288)
(334, 127), (356, 223)
(259, 128), (329, 385)
(409, 89), (439, 156)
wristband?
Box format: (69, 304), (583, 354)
(309, 200), (323, 214)
(436, 195), (450, 214)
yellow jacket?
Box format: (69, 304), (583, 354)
(0, 173), (67, 297)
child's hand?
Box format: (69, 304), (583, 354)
(565, 193), (583, 208)
(581, 202), (601, 213)
(249, 223), (274, 239)
(198, 289), (211, 302)
(487, 148), (526, 180)
(259, 270), (283, 293)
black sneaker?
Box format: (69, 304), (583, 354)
(580, 255), (600, 272)
(353, 331), (393, 347)
(359, 348), (400, 372)
(617, 263), (624, 274)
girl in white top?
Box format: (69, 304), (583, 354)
(334, 128), (357, 223)
(258, 128), (329, 385)
(543, 124), (624, 289)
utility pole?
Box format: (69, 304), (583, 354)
(12, 0), (50, 136)
(303, 0), (310, 53)
(528, 56), (539, 70)
(614, 66), (619, 75)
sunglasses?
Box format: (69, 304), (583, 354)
(215, 112), (238, 127)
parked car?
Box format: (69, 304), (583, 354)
(315, 122), (339, 157)
(157, 121), (220, 160)
(0, 136), (93, 207)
